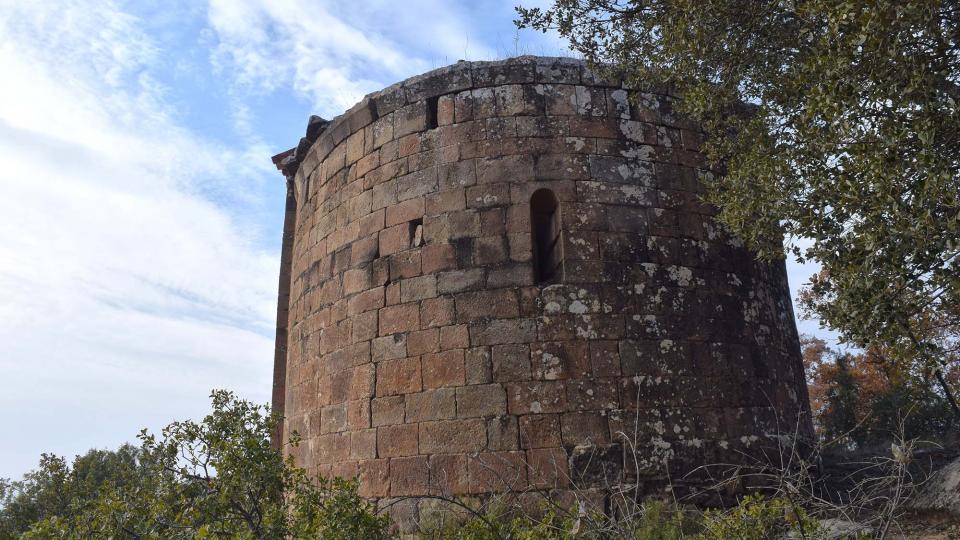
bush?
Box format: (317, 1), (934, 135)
(0, 390), (388, 539)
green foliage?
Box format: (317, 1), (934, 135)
(821, 355), (864, 445)
(1, 390), (388, 539)
(516, 0), (960, 395)
(440, 499), (701, 539)
(0, 446), (141, 538)
(698, 494), (820, 540)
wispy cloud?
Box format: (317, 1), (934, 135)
(205, 0), (500, 116)
(0, 0), (277, 477)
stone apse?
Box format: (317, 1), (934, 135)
(270, 56), (812, 513)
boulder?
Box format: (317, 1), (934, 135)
(909, 456), (960, 515)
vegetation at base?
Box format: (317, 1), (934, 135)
(516, 0), (960, 415)
(436, 496), (823, 540)
(0, 390), (387, 539)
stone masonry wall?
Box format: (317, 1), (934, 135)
(274, 56), (813, 523)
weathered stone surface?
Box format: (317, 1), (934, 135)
(910, 455), (960, 515)
(274, 56), (812, 506)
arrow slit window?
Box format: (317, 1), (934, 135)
(530, 189), (563, 284)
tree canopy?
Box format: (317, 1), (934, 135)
(516, 0), (960, 410)
(0, 391), (387, 539)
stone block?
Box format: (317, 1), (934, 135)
(372, 395), (405, 427)
(492, 343), (531, 382)
(439, 324), (469, 350)
(527, 447), (569, 488)
(419, 419), (486, 453)
(456, 384), (507, 418)
(406, 388), (456, 422)
(519, 414), (562, 449)
(422, 349), (465, 389)
(468, 451), (528, 493)
(390, 456), (430, 495)
(420, 296), (455, 328)
(378, 423), (419, 458)
(400, 275), (437, 303)
(560, 411), (610, 446)
(506, 380), (567, 415)
(375, 357), (422, 396)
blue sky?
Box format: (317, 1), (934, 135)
(0, 0), (833, 481)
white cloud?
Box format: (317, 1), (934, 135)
(205, 0), (500, 116)
(0, 0), (277, 478)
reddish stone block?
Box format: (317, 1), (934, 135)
(468, 451), (528, 493)
(421, 349), (465, 389)
(419, 419), (486, 453)
(358, 459), (390, 497)
(389, 250), (421, 279)
(464, 346), (492, 384)
(320, 403), (347, 434)
(454, 289), (518, 322)
(421, 296), (455, 328)
(350, 429), (377, 460)
(378, 423), (419, 457)
(346, 399), (371, 430)
(400, 275), (437, 303)
(456, 384), (507, 418)
(385, 197), (425, 227)
(519, 414), (562, 449)
(390, 455), (430, 496)
(406, 328), (439, 356)
(371, 395), (405, 427)
(351, 310), (378, 343)
(371, 334), (406, 361)
(379, 303), (420, 336)
(347, 287), (384, 315)
(439, 324), (469, 350)
(385, 281), (401, 306)
(486, 415), (520, 451)
(425, 189), (466, 216)
(375, 357), (422, 396)
(421, 243), (458, 274)
(527, 448), (569, 488)
(379, 223), (410, 256)
(405, 388), (456, 422)
(429, 454), (469, 494)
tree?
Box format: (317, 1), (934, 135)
(0, 445), (141, 538)
(516, 0), (960, 416)
(801, 336), (957, 447)
(2, 391), (387, 539)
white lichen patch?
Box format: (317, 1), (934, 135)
(619, 119), (645, 142)
(565, 137), (586, 151)
(609, 89), (630, 118)
(539, 352), (563, 380)
(666, 265), (694, 286)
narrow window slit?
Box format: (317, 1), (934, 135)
(409, 218), (424, 248)
(530, 189), (562, 284)
(426, 96), (439, 130)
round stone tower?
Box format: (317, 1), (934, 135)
(270, 56), (812, 512)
